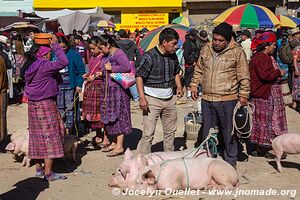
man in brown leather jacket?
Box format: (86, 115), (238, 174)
(191, 22), (250, 168)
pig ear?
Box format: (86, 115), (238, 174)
(124, 148), (133, 160)
(142, 170), (156, 185)
(5, 143), (16, 151)
(137, 153), (148, 168)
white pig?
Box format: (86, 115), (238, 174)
(108, 148), (209, 189)
(271, 133), (300, 173)
(5, 132), (30, 167)
(134, 156), (239, 192)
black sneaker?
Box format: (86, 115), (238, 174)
(250, 150), (264, 157)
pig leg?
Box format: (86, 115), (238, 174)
(27, 158), (31, 168)
(21, 156), (27, 167)
(206, 179), (222, 190)
(208, 160), (239, 189)
(25, 157), (31, 168)
(273, 148), (283, 173)
(71, 142), (78, 162)
(272, 141), (284, 173)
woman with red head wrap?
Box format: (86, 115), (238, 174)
(249, 31), (288, 158)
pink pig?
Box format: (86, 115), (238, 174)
(272, 133), (300, 173)
(108, 148), (208, 189)
(63, 135), (80, 162)
(134, 156), (239, 192)
(5, 132), (30, 167)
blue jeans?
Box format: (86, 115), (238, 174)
(130, 84), (139, 102)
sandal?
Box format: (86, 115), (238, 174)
(44, 172), (67, 181)
(35, 168), (45, 177)
(101, 146), (114, 152)
(106, 150), (124, 157)
(95, 137), (103, 145)
(99, 142), (111, 149)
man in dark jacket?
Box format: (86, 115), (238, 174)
(183, 29), (200, 99)
(117, 29), (141, 66)
(117, 29), (142, 102)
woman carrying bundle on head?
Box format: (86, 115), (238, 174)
(25, 34), (69, 181)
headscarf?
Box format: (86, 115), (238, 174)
(35, 46), (51, 59)
(251, 31), (276, 51)
(257, 31), (276, 45)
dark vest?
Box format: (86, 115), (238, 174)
(137, 46), (180, 88)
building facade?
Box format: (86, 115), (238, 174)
(0, 0), (33, 16)
(183, 0), (300, 23)
(33, 0), (182, 31)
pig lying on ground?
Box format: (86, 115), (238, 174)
(134, 156), (239, 192)
(108, 148), (208, 189)
(5, 132), (30, 167)
(271, 133), (300, 173)
(64, 135), (81, 162)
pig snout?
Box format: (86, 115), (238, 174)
(108, 175), (119, 187)
(108, 169), (128, 188)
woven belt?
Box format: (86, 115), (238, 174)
(146, 94), (173, 102)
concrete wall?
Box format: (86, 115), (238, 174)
(183, 0), (299, 23)
(0, 0), (33, 16)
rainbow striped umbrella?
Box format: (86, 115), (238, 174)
(213, 4), (280, 29)
(277, 15), (300, 28)
(140, 24), (189, 52)
(172, 16), (196, 27)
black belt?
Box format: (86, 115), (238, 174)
(145, 94), (173, 102)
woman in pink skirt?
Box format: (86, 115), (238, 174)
(25, 35), (69, 181)
(81, 36), (106, 146)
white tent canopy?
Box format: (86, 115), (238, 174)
(34, 7), (111, 35)
(58, 12), (91, 35)
(35, 7), (108, 20)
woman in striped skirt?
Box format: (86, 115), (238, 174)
(81, 37), (106, 146)
(96, 34), (132, 157)
(249, 31), (288, 158)
(25, 35), (69, 181)
(56, 36), (85, 135)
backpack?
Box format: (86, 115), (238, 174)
(278, 41), (293, 64)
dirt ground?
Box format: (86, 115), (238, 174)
(0, 100), (299, 200)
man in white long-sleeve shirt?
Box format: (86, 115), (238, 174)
(241, 30), (252, 62)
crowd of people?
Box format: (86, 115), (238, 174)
(0, 22), (299, 181)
